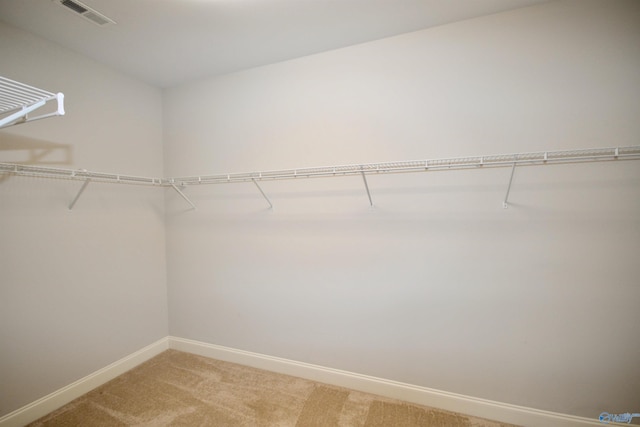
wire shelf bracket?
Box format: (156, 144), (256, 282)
(503, 162), (517, 209)
(360, 167), (374, 207)
(251, 178), (273, 209)
(0, 76), (65, 129)
(69, 178), (91, 210)
(170, 183), (196, 210)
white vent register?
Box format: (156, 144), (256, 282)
(54, 0), (116, 27)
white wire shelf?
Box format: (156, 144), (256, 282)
(170, 145), (640, 185)
(2, 146), (639, 187)
(1, 145), (638, 210)
(0, 163), (163, 186)
(0, 76), (65, 129)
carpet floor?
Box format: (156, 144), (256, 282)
(29, 350), (518, 426)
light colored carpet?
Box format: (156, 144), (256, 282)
(29, 350), (518, 426)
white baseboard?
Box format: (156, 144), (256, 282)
(0, 337), (169, 427)
(168, 336), (606, 427)
(0, 336), (610, 427)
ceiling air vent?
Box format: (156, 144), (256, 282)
(55, 0), (116, 26)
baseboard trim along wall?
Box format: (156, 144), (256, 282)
(169, 336), (608, 427)
(1, 336), (610, 427)
(0, 337), (169, 427)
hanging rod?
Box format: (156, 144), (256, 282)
(1, 146), (639, 188)
(170, 145), (640, 185)
(0, 76), (65, 129)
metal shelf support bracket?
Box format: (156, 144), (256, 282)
(252, 178), (273, 209)
(170, 183), (196, 210)
(503, 162), (517, 209)
(69, 178), (90, 210)
(360, 168), (374, 207)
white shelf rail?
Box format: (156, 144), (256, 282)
(0, 76), (65, 129)
(170, 146), (640, 185)
(0, 163), (163, 185)
(0, 163), (165, 210)
(1, 145), (639, 209)
(169, 145), (640, 209)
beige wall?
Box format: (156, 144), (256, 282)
(163, 0), (640, 418)
(1, 0), (639, 420)
(0, 23), (168, 416)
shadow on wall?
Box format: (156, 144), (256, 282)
(0, 132), (72, 182)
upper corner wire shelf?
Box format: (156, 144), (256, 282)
(0, 75), (65, 129)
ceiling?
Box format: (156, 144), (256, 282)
(0, 0), (548, 88)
